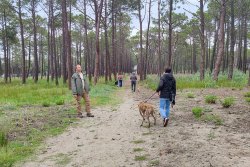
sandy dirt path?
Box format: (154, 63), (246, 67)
(19, 81), (250, 167)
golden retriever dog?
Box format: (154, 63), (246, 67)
(138, 102), (156, 128)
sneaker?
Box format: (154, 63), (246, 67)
(163, 118), (169, 127)
(86, 113), (94, 117)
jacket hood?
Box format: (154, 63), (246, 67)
(163, 73), (174, 80)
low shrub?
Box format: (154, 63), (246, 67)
(205, 95), (217, 104)
(220, 97), (234, 108)
(192, 107), (203, 118)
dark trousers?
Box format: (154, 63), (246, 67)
(131, 81), (136, 92)
(118, 80), (123, 87)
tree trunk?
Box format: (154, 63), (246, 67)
(213, 0), (226, 81)
(18, 0), (26, 84)
(2, 10), (8, 83)
(210, 19), (219, 73)
(31, 0), (39, 83)
(61, 0), (68, 84)
(192, 39), (197, 73)
(158, 0), (161, 75)
(104, 0), (110, 83)
(144, 0), (151, 80)
(228, 0), (235, 80)
(112, 0), (117, 81)
(93, 0), (104, 85)
(138, 0), (144, 80)
(243, 16), (247, 73)
(237, 21), (243, 70)
(83, 0), (91, 81)
(168, 0), (173, 68)
(27, 40), (31, 78)
(248, 64), (250, 86)
(199, 0), (205, 80)
(51, 0), (58, 85)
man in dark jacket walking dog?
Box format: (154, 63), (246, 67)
(156, 67), (176, 127)
(71, 64), (94, 118)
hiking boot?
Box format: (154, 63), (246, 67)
(163, 118), (169, 127)
(77, 113), (84, 118)
(86, 113), (94, 117)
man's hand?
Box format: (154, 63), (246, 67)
(171, 103), (174, 108)
(157, 91), (160, 96)
(171, 100), (175, 108)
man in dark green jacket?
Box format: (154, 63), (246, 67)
(71, 64), (94, 118)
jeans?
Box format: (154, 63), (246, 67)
(131, 81), (136, 92)
(118, 80), (123, 87)
(159, 98), (170, 119)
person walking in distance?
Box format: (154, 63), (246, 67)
(71, 64), (94, 118)
(130, 72), (137, 92)
(117, 73), (123, 87)
(156, 67), (176, 127)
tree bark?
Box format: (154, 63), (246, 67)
(144, 0), (152, 80)
(199, 0), (205, 80)
(93, 0), (104, 85)
(31, 0), (39, 83)
(243, 16), (247, 73)
(18, 0), (26, 84)
(168, 0), (173, 68)
(112, 0), (117, 81)
(213, 0), (226, 81)
(228, 0), (235, 80)
(158, 0), (161, 75)
(104, 0), (111, 82)
(138, 0), (144, 80)
(61, 0), (68, 84)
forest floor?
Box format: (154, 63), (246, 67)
(19, 81), (250, 167)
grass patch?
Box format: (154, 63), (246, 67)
(245, 97), (250, 103)
(42, 101), (51, 107)
(0, 78), (121, 166)
(150, 160), (160, 166)
(201, 114), (223, 125)
(135, 155), (147, 161)
(142, 70), (248, 90)
(142, 132), (153, 136)
(132, 140), (145, 144)
(133, 148), (144, 152)
(220, 97), (234, 108)
(192, 107), (203, 118)
(244, 92), (250, 97)
(208, 131), (216, 140)
(55, 98), (65, 105)
(0, 104), (17, 113)
(205, 95), (217, 104)
(187, 92), (195, 98)
(203, 107), (213, 112)
(0, 131), (8, 148)
(55, 153), (71, 166)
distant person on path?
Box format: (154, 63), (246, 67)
(130, 72), (137, 92)
(117, 73), (123, 87)
(156, 67), (176, 127)
(71, 64), (94, 118)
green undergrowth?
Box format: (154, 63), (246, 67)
(0, 78), (120, 166)
(142, 70), (248, 90)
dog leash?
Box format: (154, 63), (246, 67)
(143, 92), (157, 102)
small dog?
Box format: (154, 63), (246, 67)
(138, 102), (156, 128)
